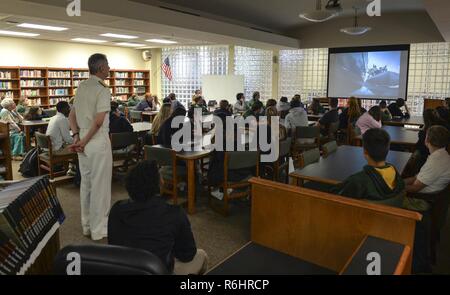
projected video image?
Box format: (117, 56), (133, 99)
(335, 51), (401, 97)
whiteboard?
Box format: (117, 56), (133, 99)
(201, 75), (244, 104)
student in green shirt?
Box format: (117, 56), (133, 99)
(379, 100), (392, 122)
(127, 94), (140, 107)
(247, 91), (261, 109)
(330, 128), (405, 205)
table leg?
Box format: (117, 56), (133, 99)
(187, 159), (196, 214)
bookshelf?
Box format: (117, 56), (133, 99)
(0, 176), (65, 274)
(0, 122), (12, 181)
(0, 66), (150, 107)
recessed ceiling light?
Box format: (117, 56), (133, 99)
(100, 33), (138, 39)
(146, 39), (177, 44)
(71, 38), (107, 43)
(0, 30), (39, 37)
(117, 42), (146, 47)
(17, 23), (68, 31)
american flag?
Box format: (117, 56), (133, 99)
(162, 57), (173, 81)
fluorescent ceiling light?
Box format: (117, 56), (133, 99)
(17, 23), (68, 31)
(146, 39), (177, 44)
(117, 42), (146, 47)
(71, 38), (107, 43)
(100, 33), (138, 39)
(0, 30), (39, 37)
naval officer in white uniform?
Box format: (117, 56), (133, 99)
(69, 53), (112, 241)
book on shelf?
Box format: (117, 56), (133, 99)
(133, 87), (146, 93)
(20, 80), (45, 87)
(0, 71), (13, 79)
(115, 72), (129, 78)
(20, 89), (41, 97)
(0, 91), (15, 98)
(48, 80), (71, 87)
(0, 82), (13, 89)
(48, 71), (70, 78)
(0, 176), (65, 275)
(28, 99), (42, 106)
(134, 72), (145, 79)
(49, 97), (69, 105)
(72, 71), (89, 79)
(19, 70), (42, 78)
(49, 89), (69, 96)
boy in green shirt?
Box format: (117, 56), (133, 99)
(331, 128), (405, 205)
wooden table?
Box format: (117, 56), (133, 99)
(152, 145), (211, 214)
(383, 116), (424, 128)
(289, 145), (411, 186)
(354, 126), (419, 151)
(19, 120), (49, 151)
(141, 111), (158, 122)
(132, 122), (152, 132)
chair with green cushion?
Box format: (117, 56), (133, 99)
(298, 148), (320, 169)
(110, 132), (139, 171)
(144, 145), (186, 205)
(129, 110), (143, 123)
(322, 140), (338, 158)
(292, 126), (320, 168)
(209, 150), (259, 216)
(35, 132), (77, 180)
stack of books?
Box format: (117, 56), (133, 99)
(0, 176), (65, 275)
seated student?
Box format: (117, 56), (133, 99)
(127, 94), (140, 107)
(24, 106), (45, 121)
(262, 99), (277, 116)
(379, 100), (392, 122)
(46, 101), (73, 153)
(234, 93), (247, 113)
(167, 93), (186, 111)
(191, 89), (202, 102)
(243, 100), (264, 121)
(339, 97), (363, 129)
(16, 97), (28, 115)
(277, 96), (290, 113)
(445, 97), (450, 110)
(0, 98), (25, 160)
(247, 91), (261, 109)
(108, 160), (208, 275)
(109, 101), (133, 134)
(403, 126), (450, 274)
(317, 98), (339, 136)
(187, 95), (209, 119)
(157, 106), (187, 147)
(150, 103), (172, 137)
(284, 99), (308, 131)
(388, 98), (410, 119)
(135, 93), (155, 112)
(436, 106), (450, 126)
(355, 106), (382, 135)
(330, 128), (405, 203)
(308, 97), (325, 115)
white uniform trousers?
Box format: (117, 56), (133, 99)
(78, 129), (112, 240)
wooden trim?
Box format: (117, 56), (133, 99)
(289, 172), (341, 186)
(394, 245), (411, 275)
(338, 236), (368, 275)
(206, 241), (252, 274)
(249, 178), (422, 221)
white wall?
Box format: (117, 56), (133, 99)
(0, 36), (149, 70)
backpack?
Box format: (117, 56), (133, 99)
(18, 147), (39, 177)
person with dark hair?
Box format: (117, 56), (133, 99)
(307, 98), (325, 115)
(46, 101), (73, 153)
(157, 106), (187, 147)
(403, 125), (450, 274)
(331, 128), (405, 201)
(355, 105), (382, 135)
(166, 93), (185, 111)
(247, 91), (261, 109)
(388, 98), (410, 119)
(379, 100), (392, 122)
(24, 106), (45, 121)
(191, 89), (202, 102)
(234, 93), (247, 113)
(277, 96), (290, 113)
(243, 100), (264, 120)
(436, 106), (450, 125)
(284, 99), (308, 131)
(108, 160), (208, 274)
(135, 93), (156, 111)
(317, 98), (339, 136)
(187, 95), (208, 119)
(109, 101), (133, 133)
(68, 53), (112, 241)
(445, 97), (450, 109)
(414, 109), (449, 171)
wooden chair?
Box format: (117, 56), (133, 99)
(292, 126), (320, 167)
(34, 132), (77, 180)
(322, 140), (338, 157)
(321, 121), (340, 144)
(297, 148), (320, 169)
(209, 151), (259, 216)
(129, 110), (143, 123)
(110, 132), (139, 171)
(144, 145), (186, 205)
(262, 137), (292, 183)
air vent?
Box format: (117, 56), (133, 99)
(250, 27), (274, 34)
(159, 6), (201, 17)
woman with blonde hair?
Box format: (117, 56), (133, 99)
(339, 97), (364, 129)
(0, 98), (25, 160)
(150, 103), (172, 137)
(152, 95), (161, 111)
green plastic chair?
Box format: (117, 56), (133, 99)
(322, 140), (338, 157)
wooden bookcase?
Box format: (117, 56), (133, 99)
(0, 66), (150, 107)
(0, 121), (13, 180)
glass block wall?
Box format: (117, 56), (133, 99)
(234, 46), (273, 101)
(279, 48), (328, 103)
(407, 42), (450, 115)
(161, 45), (228, 107)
